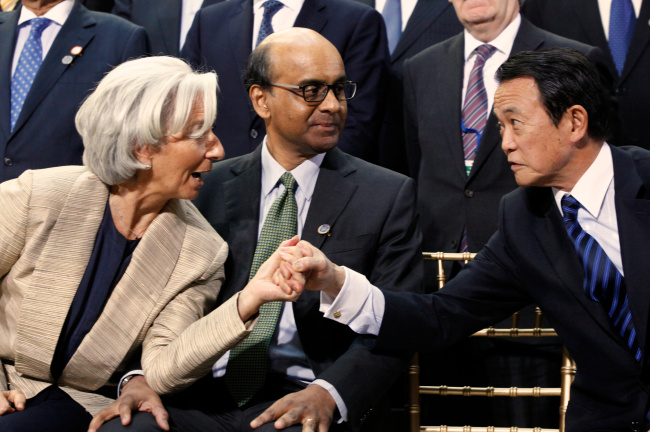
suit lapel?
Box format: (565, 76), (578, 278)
(294, 0), (327, 33)
(570, 0), (609, 49)
(611, 147), (650, 356)
(438, 34), (467, 180)
(156, 0), (181, 55)
(15, 171), (107, 382)
(62, 199), (187, 389)
(11, 3), (95, 137)
(531, 188), (622, 343)
(228, 0), (256, 122)
(302, 148), (357, 249)
(0, 10), (19, 142)
(391, 0), (450, 63)
(621, 0), (650, 82)
(222, 149), (262, 299)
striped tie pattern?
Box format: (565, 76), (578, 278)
(609, 0), (636, 75)
(256, 0), (284, 47)
(226, 172), (298, 406)
(11, 17), (51, 132)
(461, 44), (496, 163)
(562, 194), (642, 361)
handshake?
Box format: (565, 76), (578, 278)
(237, 236), (345, 322)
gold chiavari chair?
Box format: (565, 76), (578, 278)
(407, 252), (577, 432)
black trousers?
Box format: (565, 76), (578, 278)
(0, 385), (92, 432)
(100, 374), (350, 432)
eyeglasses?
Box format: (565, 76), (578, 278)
(269, 81), (357, 102)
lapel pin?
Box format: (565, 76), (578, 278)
(62, 55), (73, 64)
(71, 46), (83, 56)
(317, 224), (331, 235)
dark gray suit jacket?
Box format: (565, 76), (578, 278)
(522, 0), (650, 149)
(0, 3), (146, 181)
(402, 17), (617, 290)
(193, 146), (423, 429)
(377, 145), (650, 431)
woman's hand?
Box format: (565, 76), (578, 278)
(0, 390), (26, 416)
(237, 236), (306, 322)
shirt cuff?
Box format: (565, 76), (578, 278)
(320, 266), (384, 335)
(117, 369), (144, 397)
(310, 379), (347, 423)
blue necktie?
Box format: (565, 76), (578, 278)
(609, 0), (636, 75)
(11, 17), (52, 132)
(561, 195), (641, 361)
(256, 0), (284, 47)
(382, 0), (402, 54)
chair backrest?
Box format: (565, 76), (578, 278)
(408, 252), (576, 432)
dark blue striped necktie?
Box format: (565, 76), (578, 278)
(561, 194), (641, 361)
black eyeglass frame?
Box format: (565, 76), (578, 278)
(269, 81), (357, 102)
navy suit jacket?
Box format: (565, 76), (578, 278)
(521, 0), (650, 150)
(376, 145), (650, 431)
(112, 0), (220, 56)
(193, 146), (423, 429)
(181, 0), (390, 162)
(0, 3), (146, 182)
(355, 0), (462, 174)
(403, 17), (618, 290)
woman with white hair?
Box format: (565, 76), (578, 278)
(0, 56), (301, 432)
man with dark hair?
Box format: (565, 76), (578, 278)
(94, 27), (421, 432)
(521, 0), (650, 150)
(286, 47), (650, 431)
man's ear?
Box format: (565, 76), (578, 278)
(567, 105), (589, 144)
(250, 85), (271, 119)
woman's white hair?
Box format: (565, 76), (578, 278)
(76, 56), (218, 185)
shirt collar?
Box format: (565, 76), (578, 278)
(553, 143), (613, 218)
(260, 137), (324, 201)
(464, 13), (521, 61)
(253, 0), (303, 13)
(18, 0), (74, 27)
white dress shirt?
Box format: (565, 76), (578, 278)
(598, 0), (642, 40)
(375, 0), (418, 32)
(211, 139), (350, 420)
(321, 144), (623, 337)
(180, 0), (205, 51)
(11, 0), (74, 76)
(252, 0), (304, 50)
(462, 13), (521, 116)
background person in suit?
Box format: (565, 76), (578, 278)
(402, 0), (618, 425)
(521, 0), (650, 150)
(95, 28), (422, 432)
(288, 47), (650, 432)
(112, 0), (221, 56)
(181, 0), (390, 162)
(0, 56), (300, 432)
(0, 0), (147, 183)
(354, 0), (462, 174)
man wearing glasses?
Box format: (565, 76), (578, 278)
(95, 28), (422, 432)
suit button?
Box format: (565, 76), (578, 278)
(333, 311), (341, 319)
(3, 157), (12, 166)
(630, 421), (640, 431)
(451, 240), (458, 248)
(250, 129), (258, 139)
(464, 189), (474, 198)
(616, 87), (627, 95)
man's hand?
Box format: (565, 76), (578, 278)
(250, 385), (337, 432)
(238, 236), (305, 322)
(0, 390), (26, 416)
(87, 376), (168, 432)
(278, 240), (346, 297)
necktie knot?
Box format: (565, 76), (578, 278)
(279, 171), (296, 193)
(473, 44), (497, 65)
(262, 0), (284, 13)
(561, 194), (581, 225)
(29, 17), (52, 36)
